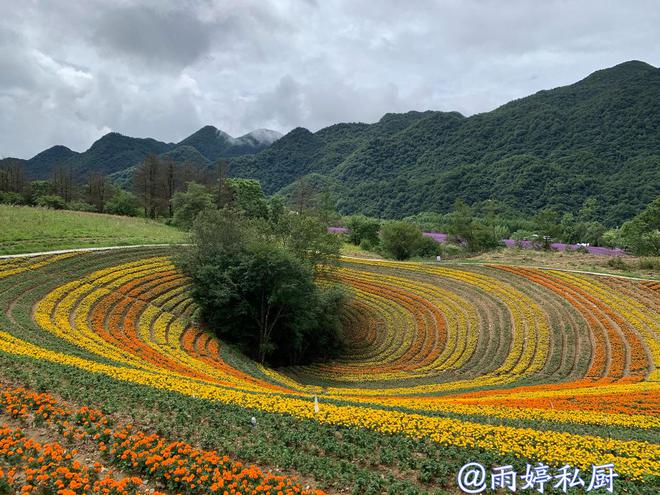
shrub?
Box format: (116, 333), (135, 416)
(0, 191), (26, 205)
(607, 256), (628, 270)
(415, 235), (442, 257)
(67, 201), (97, 212)
(359, 238), (375, 252)
(171, 182), (214, 229)
(438, 242), (466, 258)
(104, 190), (140, 217)
(35, 195), (66, 209)
(380, 221), (424, 260)
(638, 257), (659, 270)
(346, 215), (381, 246)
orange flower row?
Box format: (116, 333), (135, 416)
(0, 423), (152, 495)
(1, 387), (325, 495)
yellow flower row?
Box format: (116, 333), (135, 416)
(0, 330), (656, 479)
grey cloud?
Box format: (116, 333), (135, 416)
(93, 5), (212, 69)
(0, 0), (659, 158)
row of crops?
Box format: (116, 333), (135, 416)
(0, 247), (657, 493)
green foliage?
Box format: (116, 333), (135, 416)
(621, 197), (660, 255)
(601, 228), (622, 248)
(228, 62), (660, 225)
(402, 211), (446, 232)
(346, 215), (381, 246)
(437, 242), (466, 258)
(104, 190), (140, 217)
(534, 208), (561, 249)
(415, 235), (442, 257)
(0, 191), (26, 205)
(445, 199), (503, 252)
(380, 221), (424, 260)
(171, 182), (214, 229)
(35, 194), (66, 209)
(276, 213), (343, 272)
(607, 256), (628, 270)
(67, 201), (97, 212)
(227, 178), (269, 219)
(638, 257), (660, 270)
(30, 180), (53, 200)
(179, 209), (347, 366)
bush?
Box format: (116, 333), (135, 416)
(67, 201), (97, 212)
(380, 221), (424, 260)
(104, 190), (140, 217)
(35, 195), (66, 209)
(415, 235), (442, 257)
(171, 182), (214, 229)
(438, 243), (466, 258)
(0, 191), (26, 205)
(359, 238), (375, 252)
(621, 198), (660, 255)
(638, 257), (659, 270)
(607, 256), (628, 270)
(346, 215), (381, 246)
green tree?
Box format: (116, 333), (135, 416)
(171, 182), (214, 229)
(346, 215), (381, 246)
(104, 190), (140, 217)
(227, 178), (269, 218)
(446, 199), (475, 248)
(36, 194), (66, 209)
(30, 180), (53, 203)
(534, 208), (561, 249)
(178, 208), (348, 366)
(380, 221), (423, 260)
(621, 197), (660, 255)
(277, 213), (342, 273)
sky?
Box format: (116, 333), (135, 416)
(1, 0), (659, 159)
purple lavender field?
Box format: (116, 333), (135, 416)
(333, 228), (626, 256)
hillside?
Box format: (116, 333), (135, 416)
(231, 60), (660, 226)
(0, 205), (185, 254)
(3, 126), (282, 181)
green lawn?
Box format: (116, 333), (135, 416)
(0, 205), (187, 255)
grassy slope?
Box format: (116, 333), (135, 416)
(0, 205), (186, 255)
(464, 247), (659, 279)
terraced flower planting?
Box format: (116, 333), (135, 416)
(0, 247), (658, 493)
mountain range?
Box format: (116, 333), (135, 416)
(2, 60), (659, 225)
(2, 127), (282, 180)
(229, 60), (659, 226)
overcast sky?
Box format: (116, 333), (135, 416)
(1, 0), (659, 159)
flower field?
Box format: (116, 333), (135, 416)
(0, 247), (658, 494)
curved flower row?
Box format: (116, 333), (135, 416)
(0, 423), (149, 495)
(0, 386), (324, 495)
(0, 252), (658, 483)
(1, 330), (658, 479)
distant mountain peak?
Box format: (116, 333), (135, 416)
(177, 125), (282, 161)
(238, 129), (283, 145)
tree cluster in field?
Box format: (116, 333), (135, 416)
(176, 177), (349, 367)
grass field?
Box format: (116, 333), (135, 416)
(0, 205), (186, 254)
(0, 247), (657, 494)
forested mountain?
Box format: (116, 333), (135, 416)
(231, 60), (660, 226)
(2, 126), (281, 181)
(2, 61), (658, 225)
(177, 126), (281, 162)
